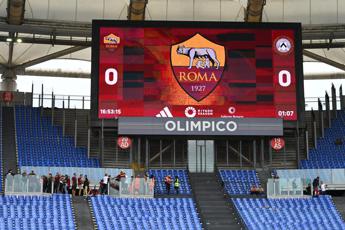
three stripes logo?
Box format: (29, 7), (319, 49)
(156, 107), (173, 118)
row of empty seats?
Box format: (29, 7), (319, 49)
(91, 196), (202, 230)
(301, 111), (345, 169)
(219, 170), (260, 195)
(233, 196), (345, 230)
(0, 194), (75, 230)
(15, 106), (99, 168)
(0, 107), (2, 192)
(148, 169), (191, 195)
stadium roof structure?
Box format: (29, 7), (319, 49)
(0, 0), (345, 80)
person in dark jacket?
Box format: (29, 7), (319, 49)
(83, 175), (90, 196)
(47, 173), (53, 193)
(164, 175), (172, 195)
(72, 173), (77, 196)
(54, 173), (60, 193)
(312, 176), (320, 197)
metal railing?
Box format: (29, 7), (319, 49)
(5, 174), (43, 195)
(109, 177), (155, 198)
(267, 178), (304, 198)
(32, 93), (91, 110)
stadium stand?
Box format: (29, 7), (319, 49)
(233, 196), (345, 230)
(148, 169), (191, 195)
(0, 107), (2, 192)
(15, 106), (99, 168)
(91, 196), (202, 230)
(301, 112), (345, 169)
(0, 194), (75, 230)
(219, 170), (261, 195)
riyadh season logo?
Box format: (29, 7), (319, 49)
(185, 107), (197, 118)
(228, 107), (236, 114)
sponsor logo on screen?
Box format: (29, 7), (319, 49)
(103, 33), (120, 49)
(171, 33), (226, 102)
(156, 106), (173, 118)
(228, 106), (236, 114)
(185, 106), (197, 118)
(274, 37), (293, 54)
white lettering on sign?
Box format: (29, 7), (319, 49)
(164, 120), (238, 132)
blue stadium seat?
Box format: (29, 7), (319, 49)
(148, 169), (191, 195)
(15, 106), (99, 168)
(301, 111), (345, 169)
(233, 196), (345, 230)
(0, 194), (75, 230)
(219, 170), (261, 195)
(0, 107), (2, 192)
(91, 196), (202, 230)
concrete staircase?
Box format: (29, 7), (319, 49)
(256, 169), (272, 190)
(72, 196), (94, 230)
(332, 196), (345, 222)
(2, 107), (18, 177)
(189, 173), (243, 230)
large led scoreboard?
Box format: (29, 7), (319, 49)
(91, 21), (304, 135)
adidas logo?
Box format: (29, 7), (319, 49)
(156, 107), (173, 118)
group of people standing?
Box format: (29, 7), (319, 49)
(164, 175), (180, 194)
(312, 176), (327, 196)
(41, 172), (90, 196)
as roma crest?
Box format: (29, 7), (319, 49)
(171, 33), (226, 101)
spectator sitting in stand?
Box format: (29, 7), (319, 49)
(250, 185), (264, 195)
(85, 185), (99, 200)
(29, 170), (36, 176)
(335, 138), (343, 146)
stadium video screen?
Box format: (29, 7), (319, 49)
(93, 21), (302, 121)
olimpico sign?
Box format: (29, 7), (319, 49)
(118, 118), (283, 136)
(164, 120), (237, 132)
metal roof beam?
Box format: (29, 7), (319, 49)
(0, 36), (91, 46)
(16, 46), (88, 69)
(303, 50), (345, 72)
(22, 70), (90, 78)
(304, 73), (345, 80)
(302, 42), (345, 49)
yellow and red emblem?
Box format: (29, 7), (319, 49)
(103, 33), (120, 49)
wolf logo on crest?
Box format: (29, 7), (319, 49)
(176, 45), (220, 69)
(171, 33), (226, 102)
